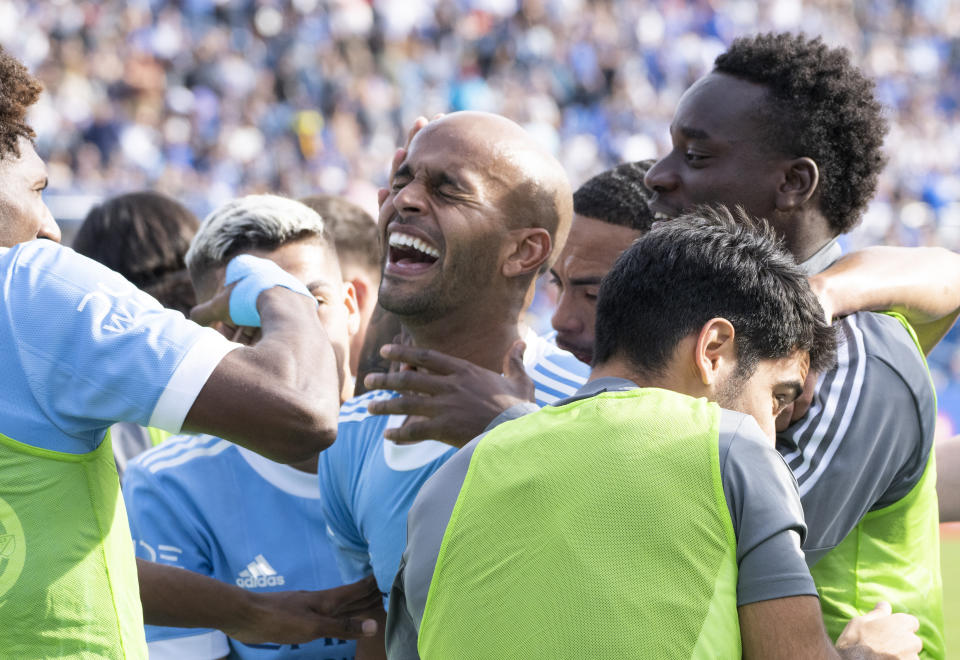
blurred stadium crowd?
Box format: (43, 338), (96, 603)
(4, 0), (960, 432)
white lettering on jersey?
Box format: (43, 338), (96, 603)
(76, 281), (151, 334)
(236, 554), (286, 588)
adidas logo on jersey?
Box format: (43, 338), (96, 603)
(236, 554), (286, 588)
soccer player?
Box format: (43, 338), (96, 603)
(387, 208), (920, 660)
(300, 194), (381, 382)
(0, 48), (371, 656)
(316, 111), (590, 653)
(550, 159), (655, 365)
(644, 33), (945, 655)
(124, 195), (363, 660)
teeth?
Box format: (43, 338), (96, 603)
(388, 232), (440, 258)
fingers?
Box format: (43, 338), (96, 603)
(312, 615), (378, 639)
(861, 600), (893, 619)
(369, 394), (439, 418)
(365, 369), (448, 396)
(190, 288), (231, 327)
(383, 418), (447, 444)
(405, 116), (430, 150)
(378, 343), (470, 374)
(319, 575), (380, 613)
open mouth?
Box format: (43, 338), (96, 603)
(648, 196), (680, 221)
(386, 231), (441, 275)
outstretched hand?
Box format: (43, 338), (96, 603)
(364, 339), (535, 447)
(224, 575), (384, 645)
(835, 601), (921, 660)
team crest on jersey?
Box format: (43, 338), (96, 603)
(236, 553), (286, 588)
(0, 496), (25, 599)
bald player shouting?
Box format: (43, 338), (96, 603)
(317, 111), (589, 655)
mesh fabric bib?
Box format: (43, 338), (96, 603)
(0, 430), (147, 658)
(810, 311), (944, 659)
(418, 388), (740, 659)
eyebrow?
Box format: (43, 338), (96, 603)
(394, 163), (412, 179)
(779, 381), (805, 404)
(306, 279), (335, 293)
(569, 276), (604, 287)
(678, 125), (711, 141)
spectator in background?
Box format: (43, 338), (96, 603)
(73, 190), (200, 475)
(300, 194), (381, 380)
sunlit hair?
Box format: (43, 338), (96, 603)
(0, 46), (42, 161)
(186, 194), (331, 276)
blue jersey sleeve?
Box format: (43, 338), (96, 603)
(317, 403), (377, 584)
(123, 440), (222, 646)
(0, 242), (237, 453)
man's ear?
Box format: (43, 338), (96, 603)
(349, 276), (371, 315)
(501, 228), (552, 278)
(775, 157), (819, 212)
(342, 280), (361, 337)
(693, 318), (737, 386)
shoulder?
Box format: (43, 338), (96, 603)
(841, 312), (929, 386)
(127, 433), (235, 480)
(321, 390), (397, 470)
(338, 389), (397, 424)
(720, 411), (794, 483)
(1, 240), (136, 294)
(523, 331), (590, 404)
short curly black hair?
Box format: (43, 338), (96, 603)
(714, 33), (887, 236)
(0, 46), (41, 162)
(573, 159), (656, 232)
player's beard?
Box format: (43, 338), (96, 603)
(713, 365), (750, 413)
(379, 240), (501, 324)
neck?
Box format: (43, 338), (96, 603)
(775, 208), (836, 263)
(401, 304), (524, 373)
(589, 356), (704, 400)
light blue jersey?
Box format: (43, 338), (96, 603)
(317, 330), (589, 596)
(0, 240), (236, 454)
(124, 435), (356, 660)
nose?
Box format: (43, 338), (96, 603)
(392, 179), (427, 217)
(38, 204), (61, 243)
(551, 292), (584, 335)
(644, 156), (678, 194)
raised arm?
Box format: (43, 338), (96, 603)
(810, 246), (960, 354)
(184, 257), (342, 463)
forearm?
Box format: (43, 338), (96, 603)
(184, 289), (340, 462)
(138, 559), (255, 631)
(813, 246), (960, 353)
(937, 436), (960, 523)
(816, 246), (960, 320)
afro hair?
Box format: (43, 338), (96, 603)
(0, 46), (41, 162)
(714, 33), (887, 236)
(573, 159), (656, 232)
